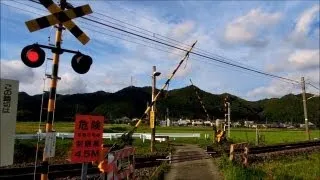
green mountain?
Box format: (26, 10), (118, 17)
(17, 86), (319, 126)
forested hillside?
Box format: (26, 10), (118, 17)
(17, 86), (319, 126)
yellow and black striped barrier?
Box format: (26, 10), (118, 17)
(189, 79), (210, 120)
(25, 0), (92, 45)
(119, 41), (197, 141)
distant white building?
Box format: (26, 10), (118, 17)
(192, 120), (204, 126)
(204, 121), (214, 126)
(300, 122), (316, 128)
(232, 122), (241, 127)
(244, 121), (254, 128)
(166, 118), (171, 127)
(178, 119), (191, 126)
(159, 120), (167, 127)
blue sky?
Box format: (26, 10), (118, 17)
(0, 0), (319, 100)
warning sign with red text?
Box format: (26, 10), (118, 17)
(71, 115), (104, 163)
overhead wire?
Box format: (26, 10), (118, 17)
(28, 0), (277, 75)
(80, 15), (301, 84)
(1, 1), (298, 87)
(307, 83), (320, 91)
(78, 1), (260, 71)
(88, 12), (263, 72)
(4, 0), (303, 85)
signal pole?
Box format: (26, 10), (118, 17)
(301, 77), (310, 140)
(151, 66), (161, 152)
(41, 1), (65, 180)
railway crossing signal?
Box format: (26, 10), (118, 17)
(21, 44), (45, 68)
(71, 53), (93, 74)
(25, 0), (92, 45)
(21, 0), (93, 179)
(21, 0), (93, 74)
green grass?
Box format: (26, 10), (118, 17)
(16, 122), (320, 146)
(217, 152), (320, 180)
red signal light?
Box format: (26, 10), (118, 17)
(26, 50), (40, 62)
(21, 45), (45, 68)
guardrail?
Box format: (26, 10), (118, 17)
(15, 132), (201, 142)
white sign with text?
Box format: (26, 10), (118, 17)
(0, 79), (19, 166)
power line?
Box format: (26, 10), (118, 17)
(307, 83), (320, 91)
(80, 16), (301, 84)
(4, 1), (303, 85)
(25, 0), (294, 82)
(29, 0), (268, 74)
(78, 2), (264, 72)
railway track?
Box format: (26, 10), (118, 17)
(249, 140), (320, 154)
(206, 140), (320, 155)
(2, 141), (319, 179)
(0, 156), (166, 179)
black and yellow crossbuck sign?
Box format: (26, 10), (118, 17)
(25, 0), (92, 45)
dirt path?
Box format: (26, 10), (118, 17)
(165, 144), (223, 180)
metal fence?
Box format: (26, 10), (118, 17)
(15, 132), (201, 142)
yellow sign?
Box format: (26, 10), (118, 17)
(150, 111), (155, 128)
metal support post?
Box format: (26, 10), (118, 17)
(81, 163), (88, 180)
(151, 66), (156, 152)
(227, 102), (231, 138)
(301, 77), (310, 140)
(41, 1), (65, 180)
(255, 125), (258, 145)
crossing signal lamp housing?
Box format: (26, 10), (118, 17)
(21, 44), (45, 68)
(21, 44), (92, 74)
(71, 53), (92, 74)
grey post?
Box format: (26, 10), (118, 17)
(151, 66), (161, 152)
(227, 102), (231, 138)
(81, 163), (88, 180)
(301, 77), (310, 140)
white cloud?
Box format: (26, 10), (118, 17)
(0, 60), (35, 84)
(57, 73), (89, 94)
(171, 21), (195, 39)
(0, 60), (90, 95)
(289, 5), (320, 46)
(247, 70), (319, 99)
(294, 5), (319, 35)
(267, 49), (320, 72)
(288, 49), (319, 70)
(224, 8), (282, 46)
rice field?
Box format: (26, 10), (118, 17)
(16, 122), (320, 145)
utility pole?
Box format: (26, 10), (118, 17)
(227, 102), (231, 138)
(151, 66), (161, 152)
(224, 96), (228, 132)
(301, 77), (310, 140)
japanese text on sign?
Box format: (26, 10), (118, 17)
(71, 115), (104, 163)
(150, 111), (155, 128)
(2, 84), (12, 114)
